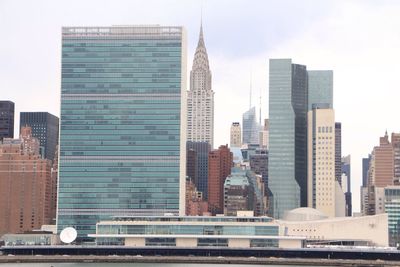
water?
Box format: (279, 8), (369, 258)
(0, 264), (326, 267)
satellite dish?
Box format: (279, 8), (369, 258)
(60, 227), (77, 244)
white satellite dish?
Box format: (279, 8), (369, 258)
(60, 227), (77, 244)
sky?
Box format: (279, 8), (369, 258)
(1, 0), (400, 212)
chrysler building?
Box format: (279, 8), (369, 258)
(187, 23), (214, 148)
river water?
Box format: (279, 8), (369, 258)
(0, 263), (327, 267)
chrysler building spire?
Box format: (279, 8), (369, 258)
(187, 21), (215, 148)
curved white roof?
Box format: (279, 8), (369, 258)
(283, 207), (328, 221)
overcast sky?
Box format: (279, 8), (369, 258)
(1, 0), (400, 212)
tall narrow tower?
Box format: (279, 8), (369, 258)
(187, 22), (214, 147)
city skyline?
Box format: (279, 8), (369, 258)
(2, 0), (400, 212)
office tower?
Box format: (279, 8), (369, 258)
(0, 101), (14, 140)
(250, 148), (268, 185)
(342, 155), (352, 216)
(335, 122), (342, 185)
(224, 174), (249, 216)
(259, 119), (269, 149)
(0, 127), (52, 235)
(242, 107), (259, 145)
(186, 141), (211, 199)
(57, 26), (187, 241)
(208, 145), (233, 215)
(392, 133), (400, 185)
(362, 155), (371, 187)
(20, 112), (59, 161)
(370, 132), (394, 187)
(187, 23), (214, 147)
(230, 122), (242, 148)
(307, 105), (344, 217)
(268, 59), (308, 218)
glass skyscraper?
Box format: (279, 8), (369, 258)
(242, 107), (259, 145)
(57, 26), (186, 241)
(268, 59), (308, 218)
(269, 59), (334, 218)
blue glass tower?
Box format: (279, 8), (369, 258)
(57, 26), (187, 241)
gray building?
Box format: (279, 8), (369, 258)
(268, 59), (334, 218)
(0, 101), (14, 140)
(186, 141), (211, 199)
(20, 112), (59, 161)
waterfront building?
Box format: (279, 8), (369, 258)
(186, 141), (211, 199)
(307, 105), (344, 217)
(280, 208), (388, 247)
(224, 173), (250, 216)
(230, 122), (242, 148)
(208, 145), (233, 214)
(89, 216), (303, 248)
(0, 101), (14, 140)
(57, 26), (187, 241)
(89, 211), (388, 248)
(20, 112), (59, 161)
(187, 23), (214, 147)
(342, 155), (352, 216)
(0, 127), (52, 236)
(242, 107), (259, 145)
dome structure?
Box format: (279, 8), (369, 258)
(283, 207), (328, 221)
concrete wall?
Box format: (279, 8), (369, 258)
(125, 237), (145, 247)
(176, 238), (197, 247)
(279, 213), (389, 246)
(228, 238), (250, 248)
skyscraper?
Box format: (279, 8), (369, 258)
(268, 59), (308, 218)
(186, 141), (211, 199)
(269, 59), (334, 218)
(307, 105), (344, 217)
(57, 26), (187, 241)
(230, 122), (242, 148)
(20, 112), (59, 161)
(0, 101), (14, 140)
(242, 107), (259, 145)
(0, 127), (53, 235)
(208, 145), (233, 215)
(187, 23), (214, 147)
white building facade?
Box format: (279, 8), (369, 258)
(187, 24), (214, 147)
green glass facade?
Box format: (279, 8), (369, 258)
(57, 26), (186, 241)
(268, 59), (308, 218)
(385, 187), (400, 246)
